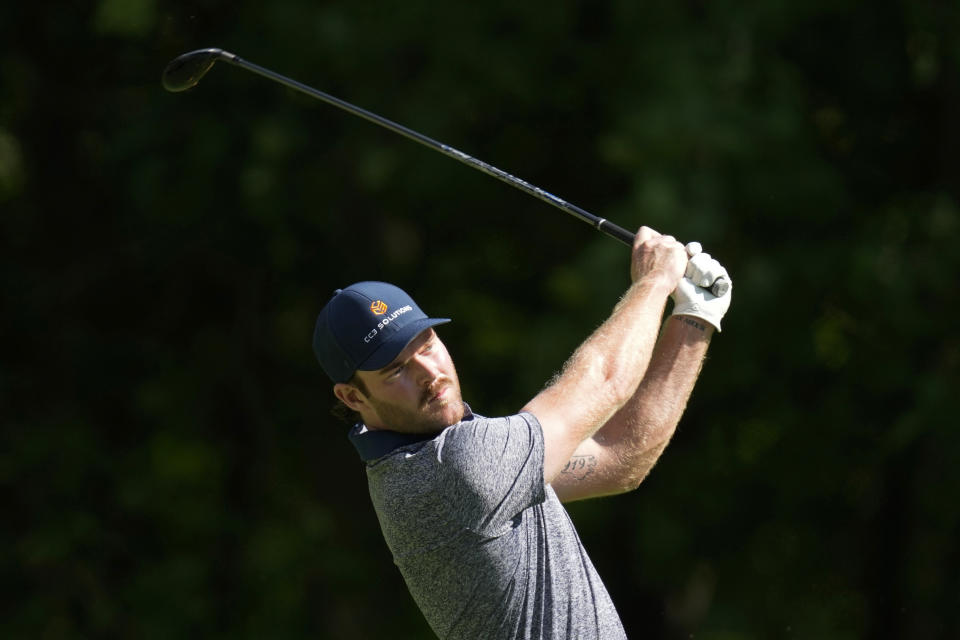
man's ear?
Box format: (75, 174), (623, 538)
(334, 382), (368, 412)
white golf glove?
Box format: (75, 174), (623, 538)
(670, 242), (732, 332)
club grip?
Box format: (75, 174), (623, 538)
(596, 219), (637, 246)
(597, 219), (730, 297)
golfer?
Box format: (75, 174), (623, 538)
(313, 226), (731, 639)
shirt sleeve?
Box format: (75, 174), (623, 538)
(433, 412), (546, 536)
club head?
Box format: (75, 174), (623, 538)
(162, 48), (225, 92)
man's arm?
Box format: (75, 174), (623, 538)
(551, 315), (713, 502)
(522, 227), (687, 486)
(550, 246), (732, 501)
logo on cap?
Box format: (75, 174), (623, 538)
(370, 300), (388, 315)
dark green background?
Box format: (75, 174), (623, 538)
(3, 1), (958, 638)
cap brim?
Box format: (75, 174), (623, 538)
(356, 317), (451, 372)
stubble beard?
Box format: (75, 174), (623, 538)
(368, 376), (465, 434)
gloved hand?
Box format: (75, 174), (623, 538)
(670, 242), (732, 331)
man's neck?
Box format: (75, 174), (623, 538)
(348, 404), (475, 461)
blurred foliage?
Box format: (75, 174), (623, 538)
(2, 0), (959, 638)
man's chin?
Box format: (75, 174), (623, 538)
(422, 399), (465, 431)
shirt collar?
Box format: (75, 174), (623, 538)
(347, 403), (475, 462)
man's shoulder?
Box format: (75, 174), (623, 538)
(437, 411), (542, 450)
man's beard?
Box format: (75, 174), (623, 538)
(366, 377), (465, 434)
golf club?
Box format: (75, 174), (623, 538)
(162, 47), (729, 297)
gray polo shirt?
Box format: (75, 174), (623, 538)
(348, 408), (627, 639)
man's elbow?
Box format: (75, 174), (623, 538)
(613, 443), (670, 492)
(621, 468), (655, 493)
(602, 465), (652, 495)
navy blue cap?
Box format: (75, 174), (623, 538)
(313, 281), (450, 383)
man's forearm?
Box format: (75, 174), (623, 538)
(525, 275), (678, 484)
(592, 315), (713, 488)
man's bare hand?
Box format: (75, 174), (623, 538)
(630, 226), (687, 287)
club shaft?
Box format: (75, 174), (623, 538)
(218, 51), (637, 247)
(205, 50), (728, 297)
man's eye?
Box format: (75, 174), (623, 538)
(388, 365), (404, 378)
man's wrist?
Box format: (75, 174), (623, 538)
(633, 271), (679, 297)
(671, 314), (716, 336)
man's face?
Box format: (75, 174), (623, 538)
(347, 328), (464, 434)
